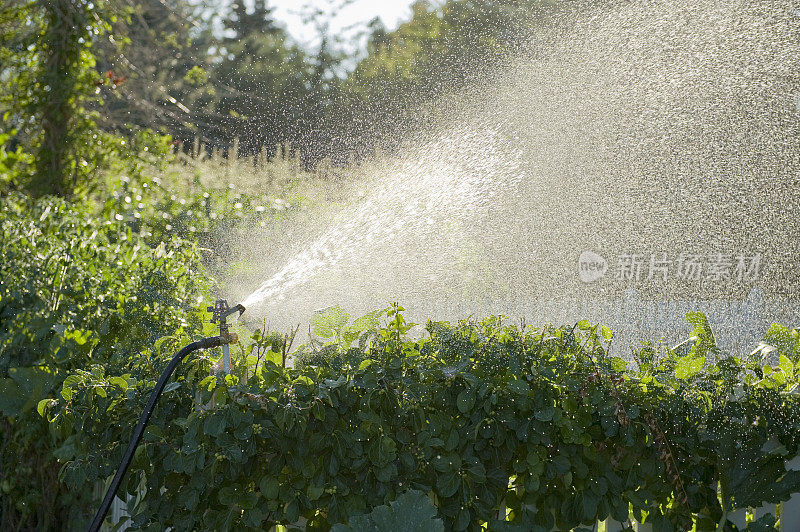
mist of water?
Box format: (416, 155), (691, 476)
(227, 0), (800, 352)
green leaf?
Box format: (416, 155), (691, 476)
(610, 357), (627, 373)
(779, 354), (794, 379)
(578, 491), (599, 521)
(534, 405), (555, 421)
(37, 398), (54, 417)
(675, 354), (704, 379)
(203, 412), (226, 436)
(285, 498), (299, 522)
(507, 379), (530, 396)
(306, 484), (324, 501)
(341, 309), (386, 347)
(310, 305), (351, 339)
(259, 477), (279, 500)
(685, 311), (716, 356)
(553, 455), (570, 474)
(109, 376), (128, 391)
(436, 471), (461, 497)
(454, 508), (470, 531)
(764, 323), (796, 357)
(60, 374), (85, 401)
(456, 389), (474, 414)
(199, 375), (216, 391)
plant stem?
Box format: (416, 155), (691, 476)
(716, 481), (728, 532)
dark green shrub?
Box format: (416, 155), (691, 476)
(0, 158), (302, 528)
(45, 304), (800, 531)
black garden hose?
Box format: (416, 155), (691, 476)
(88, 335), (227, 532)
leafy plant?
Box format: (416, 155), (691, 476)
(309, 304), (389, 349)
(331, 490), (444, 532)
(41, 308), (800, 531)
(0, 191), (210, 529)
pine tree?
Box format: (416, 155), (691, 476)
(208, 0), (312, 157)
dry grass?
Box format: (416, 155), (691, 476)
(154, 139), (381, 213)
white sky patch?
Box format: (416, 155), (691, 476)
(268, 0), (417, 51)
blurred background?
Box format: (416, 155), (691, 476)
(1, 0), (553, 169)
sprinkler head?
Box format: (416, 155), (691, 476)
(208, 299), (246, 343)
(209, 299), (246, 322)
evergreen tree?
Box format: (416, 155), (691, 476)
(206, 0), (312, 157)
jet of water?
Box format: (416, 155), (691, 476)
(231, 0), (799, 351)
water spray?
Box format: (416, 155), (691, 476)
(88, 299), (245, 532)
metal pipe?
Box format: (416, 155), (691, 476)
(88, 335), (228, 532)
(222, 342), (231, 374)
(208, 299), (244, 375)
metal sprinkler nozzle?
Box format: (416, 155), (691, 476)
(208, 299), (245, 373)
(208, 299), (246, 341)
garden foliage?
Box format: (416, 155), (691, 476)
(42, 301), (800, 531)
(2, 177), (799, 531)
(0, 190), (209, 528)
(0, 169), (299, 528)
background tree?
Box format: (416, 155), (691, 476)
(92, 0), (213, 147)
(200, 0), (314, 157)
(0, 0), (577, 196)
(327, 0), (568, 161)
(0, 0), (130, 197)
(294, 2), (347, 164)
(0, 1), (38, 190)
